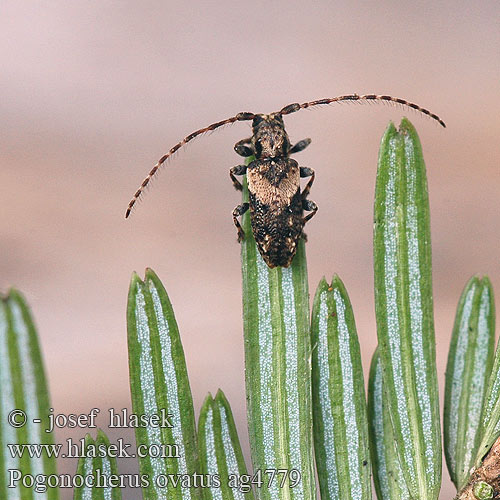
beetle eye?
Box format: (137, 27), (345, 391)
(252, 115), (264, 127)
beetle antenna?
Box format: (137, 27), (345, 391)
(125, 112), (256, 218)
(278, 94), (446, 128)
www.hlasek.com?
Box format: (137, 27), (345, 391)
(7, 437), (179, 460)
(9, 470), (303, 493)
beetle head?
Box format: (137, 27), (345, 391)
(252, 113), (290, 159)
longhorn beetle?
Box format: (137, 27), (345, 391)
(125, 94), (445, 268)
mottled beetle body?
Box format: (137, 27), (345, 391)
(126, 94), (445, 268)
(232, 113), (317, 267)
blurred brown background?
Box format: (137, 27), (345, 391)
(1, 0), (499, 498)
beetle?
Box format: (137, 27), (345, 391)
(125, 94), (445, 268)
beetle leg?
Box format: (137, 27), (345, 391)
(232, 202), (249, 241)
(302, 199), (318, 223)
(290, 138), (311, 154)
(230, 164), (247, 191)
(300, 167), (315, 199)
(234, 138), (254, 157)
(300, 166), (314, 178)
